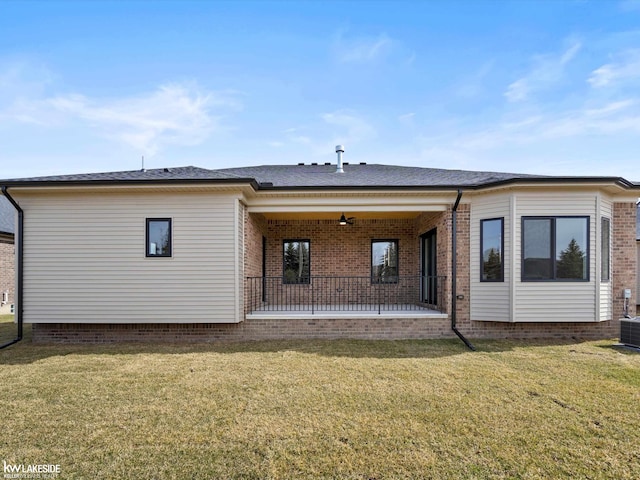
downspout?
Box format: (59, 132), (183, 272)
(0, 186), (23, 349)
(451, 189), (476, 351)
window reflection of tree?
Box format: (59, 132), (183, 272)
(556, 238), (585, 279)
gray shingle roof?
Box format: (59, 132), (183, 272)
(216, 163), (546, 188)
(1, 166), (245, 183)
(0, 196), (15, 236)
(1, 163), (637, 192)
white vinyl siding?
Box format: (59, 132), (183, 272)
(471, 191), (613, 323)
(18, 190), (241, 324)
(514, 193), (597, 322)
(599, 197), (613, 320)
(470, 194), (510, 322)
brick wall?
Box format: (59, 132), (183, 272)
(0, 239), (15, 307)
(32, 318), (453, 343)
(245, 212), (267, 278)
(244, 212), (267, 315)
(453, 204), (470, 326)
(612, 202), (637, 319)
(264, 218), (419, 278)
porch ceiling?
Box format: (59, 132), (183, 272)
(244, 192), (456, 216)
(260, 211), (423, 220)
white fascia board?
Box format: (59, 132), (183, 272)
(248, 205), (448, 213)
(7, 183), (254, 195)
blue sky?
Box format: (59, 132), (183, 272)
(1, 0), (639, 179)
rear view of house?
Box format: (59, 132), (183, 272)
(1, 154), (638, 343)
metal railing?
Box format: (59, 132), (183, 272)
(245, 275), (446, 315)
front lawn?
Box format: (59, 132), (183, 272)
(0, 337), (639, 479)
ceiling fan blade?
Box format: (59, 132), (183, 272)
(339, 213), (356, 225)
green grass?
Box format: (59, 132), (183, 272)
(0, 313), (26, 344)
(1, 334), (639, 479)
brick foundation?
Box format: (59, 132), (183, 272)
(32, 316), (622, 344)
(32, 318), (453, 344)
(463, 320), (620, 339)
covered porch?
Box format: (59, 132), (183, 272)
(243, 192), (459, 321)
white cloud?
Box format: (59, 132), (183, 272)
(276, 110), (376, 158)
(588, 49), (640, 87)
(333, 32), (393, 63)
(321, 110), (375, 144)
(419, 145), (478, 170)
(398, 112), (416, 126)
(504, 78), (529, 103)
(406, 52), (417, 65)
(0, 61), (55, 100)
(289, 135), (313, 145)
(520, 100), (636, 141)
(619, 0), (640, 11)
(415, 97), (640, 174)
(280, 128), (310, 145)
(539, 100), (640, 137)
(2, 82), (241, 156)
(583, 99), (635, 116)
(453, 61), (494, 99)
(505, 41), (582, 102)
(0, 61), (59, 124)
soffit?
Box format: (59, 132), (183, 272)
(244, 190), (461, 213)
(260, 211), (423, 221)
(467, 182), (638, 199)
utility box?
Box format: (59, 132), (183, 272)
(620, 318), (640, 348)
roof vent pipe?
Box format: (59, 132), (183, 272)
(335, 145), (345, 174)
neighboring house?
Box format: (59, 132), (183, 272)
(1, 157), (638, 343)
(637, 202), (640, 308)
(0, 195), (16, 314)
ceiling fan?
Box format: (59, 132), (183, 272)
(339, 213), (355, 225)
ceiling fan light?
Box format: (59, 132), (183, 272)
(339, 213), (348, 225)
